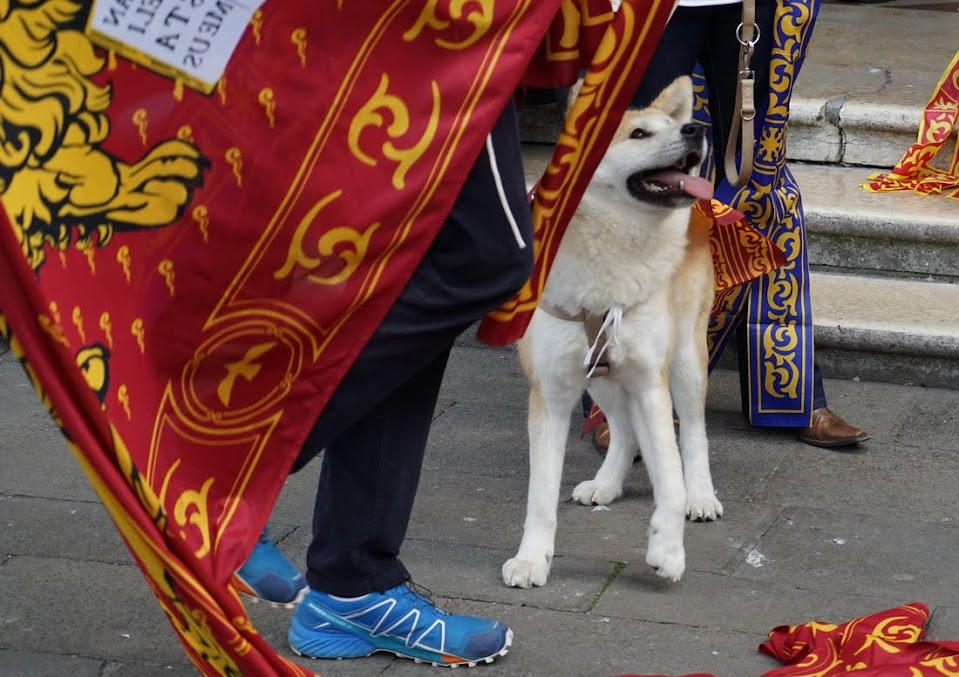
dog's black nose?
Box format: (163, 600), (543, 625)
(681, 123), (704, 139)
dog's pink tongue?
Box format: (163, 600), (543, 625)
(648, 170), (714, 200)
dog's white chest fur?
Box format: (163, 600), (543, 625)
(544, 190), (690, 319)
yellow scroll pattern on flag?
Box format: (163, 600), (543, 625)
(864, 49), (959, 199)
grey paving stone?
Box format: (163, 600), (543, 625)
(0, 495), (131, 564)
(594, 566), (910, 637)
(100, 661), (194, 676)
(436, 344), (528, 406)
(0, 555), (186, 665)
(403, 538), (615, 614)
(729, 506), (959, 606)
(263, 462), (322, 527)
(897, 387), (959, 455)
(752, 436), (959, 525)
(267, 600), (780, 677)
(381, 599), (778, 677)
(281, 526), (614, 614)
(0, 362), (96, 504)
(407, 471), (528, 552)
(0, 650), (103, 677)
(928, 605), (959, 640)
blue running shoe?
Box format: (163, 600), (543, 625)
(234, 529), (307, 608)
(288, 583), (512, 666)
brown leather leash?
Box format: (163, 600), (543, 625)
(724, 0), (759, 187)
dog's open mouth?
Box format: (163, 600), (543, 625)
(626, 151), (713, 204)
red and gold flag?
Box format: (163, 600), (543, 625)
(759, 602), (959, 676)
(699, 199), (787, 320)
(523, 0), (617, 88)
(864, 49), (959, 199)
(0, 0), (571, 673)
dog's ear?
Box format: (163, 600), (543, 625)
(566, 77), (585, 111)
(649, 76), (694, 123)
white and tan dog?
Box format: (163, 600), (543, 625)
(502, 76), (722, 589)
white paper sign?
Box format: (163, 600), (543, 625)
(88, 0), (267, 92)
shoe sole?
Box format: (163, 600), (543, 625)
(291, 627), (513, 668)
(797, 435), (871, 448)
(238, 584), (309, 610)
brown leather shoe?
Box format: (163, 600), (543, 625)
(797, 407), (870, 448)
(591, 421), (642, 461)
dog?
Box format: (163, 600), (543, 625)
(502, 76), (723, 589)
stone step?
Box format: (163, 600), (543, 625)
(519, 92), (953, 174)
(793, 163), (959, 281)
(810, 272), (959, 389)
(787, 1), (959, 169)
(519, 1), (959, 171)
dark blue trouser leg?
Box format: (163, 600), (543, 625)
(294, 98), (534, 597)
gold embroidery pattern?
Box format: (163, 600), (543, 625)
(404, 0), (494, 50)
(258, 88), (277, 127)
(275, 190), (381, 286)
(291, 28), (308, 66)
(540, 0), (613, 63)
(348, 73), (440, 190)
(725, 0), (816, 411)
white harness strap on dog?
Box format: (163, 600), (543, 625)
(583, 306), (623, 378)
(537, 301), (624, 378)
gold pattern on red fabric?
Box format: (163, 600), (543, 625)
(864, 50), (959, 199)
(0, 1), (565, 673)
(759, 603), (959, 676)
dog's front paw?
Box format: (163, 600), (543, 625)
(572, 479), (621, 506)
(502, 557), (550, 588)
(645, 520), (685, 582)
(686, 493), (724, 522)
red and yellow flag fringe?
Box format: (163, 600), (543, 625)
(864, 49), (959, 199)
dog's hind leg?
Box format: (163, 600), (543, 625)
(503, 381), (580, 589)
(626, 375), (687, 582)
(572, 380), (637, 506)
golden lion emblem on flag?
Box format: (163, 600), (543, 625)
(0, 0), (208, 272)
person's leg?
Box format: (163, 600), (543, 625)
(701, 4), (866, 446)
(699, 0), (774, 183)
(286, 98), (532, 665)
(630, 6), (709, 109)
(812, 363), (828, 410)
(296, 95), (533, 587)
(304, 346), (452, 597)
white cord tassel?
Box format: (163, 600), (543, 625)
(486, 133), (527, 249)
(584, 306), (623, 377)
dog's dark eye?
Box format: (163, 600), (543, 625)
(630, 128), (649, 139)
